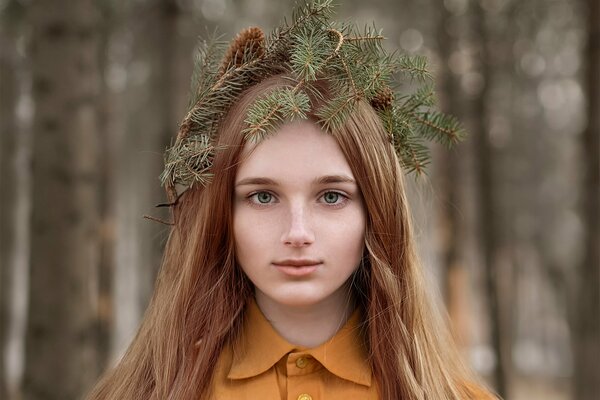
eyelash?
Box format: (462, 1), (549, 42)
(245, 190), (349, 209)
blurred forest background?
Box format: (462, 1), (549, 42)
(0, 0), (597, 399)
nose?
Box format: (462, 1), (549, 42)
(281, 203), (315, 247)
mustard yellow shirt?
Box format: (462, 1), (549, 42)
(209, 299), (377, 400)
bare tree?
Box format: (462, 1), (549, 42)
(434, 0), (473, 348)
(0, 2), (22, 397)
(111, 0), (185, 360)
(95, 0), (120, 373)
(23, 1), (102, 398)
(470, 1), (510, 397)
(574, 0), (600, 398)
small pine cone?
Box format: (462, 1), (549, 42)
(220, 27), (265, 74)
(370, 86), (394, 111)
(177, 118), (193, 140)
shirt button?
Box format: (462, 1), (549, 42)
(295, 357), (308, 369)
(297, 394), (312, 400)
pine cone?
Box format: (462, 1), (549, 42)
(370, 86), (394, 111)
(177, 118), (193, 140)
(220, 27), (265, 74)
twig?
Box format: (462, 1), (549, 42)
(156, 187), (188, 208)
(143, 214), (175, 226)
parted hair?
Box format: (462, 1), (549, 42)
(86, 74), (493, 400)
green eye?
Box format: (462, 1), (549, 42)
(323, 192), (340, 204)
(256, 192), (272, 203)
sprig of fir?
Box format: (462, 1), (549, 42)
(160, 0), (466, 191)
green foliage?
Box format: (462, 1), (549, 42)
(160, 0), (466, 189)
(290, 26), (333, 81)
(188, 31), (228, 110)
(316, 94), (358, 132)
(243, 87), (311, 142)
(160, 134), (216, 188)
(396, 54), (432, 82)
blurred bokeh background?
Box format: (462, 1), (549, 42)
(0, 0), (598, 399)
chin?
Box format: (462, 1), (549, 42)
(266, 287), (328, 308)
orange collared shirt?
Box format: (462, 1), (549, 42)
(209, 299), (377, 400)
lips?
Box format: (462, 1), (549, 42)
(272, 259), (322, 277)
(272, 258), (322, 267)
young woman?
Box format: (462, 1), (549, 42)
(87, 2), (497, 399)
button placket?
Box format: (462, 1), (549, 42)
(295, 357), (308, 369)
(287, 353), (319, 400)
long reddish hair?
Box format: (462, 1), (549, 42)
(86, 74), (493, 399)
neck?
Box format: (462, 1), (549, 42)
(255, 284), (356, 348)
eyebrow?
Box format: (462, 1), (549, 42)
(235, 174), (356, 187)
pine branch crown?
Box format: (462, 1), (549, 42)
(160, 0), (465, 192)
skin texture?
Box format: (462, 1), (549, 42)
(233, 120), (367, 347)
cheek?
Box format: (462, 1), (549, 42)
(233, 211), (252, 264)
(348, 221), (366, 263)
(327, 209), (366, 267)
(233, 209), (270, 268)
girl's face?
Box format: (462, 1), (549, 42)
(233, 120), (366, 309)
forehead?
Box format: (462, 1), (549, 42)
(235, 120), (354, 183)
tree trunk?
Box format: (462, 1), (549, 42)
(0, 2), (21, 397)
(95, 0), (117, 373)
(434, 0), (471, 348)
(574, 0), (600, 398)
(23, 1), (101, 399)
(112, 0), (182, 359)
(470, 2), (509, 397)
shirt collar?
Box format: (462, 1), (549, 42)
(227, 298), (372, 387)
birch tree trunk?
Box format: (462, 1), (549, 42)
(23, 1), (101, 398)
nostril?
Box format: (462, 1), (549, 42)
(282, 223), (314, 246)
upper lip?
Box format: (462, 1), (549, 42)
(273, 258), (322, 267)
